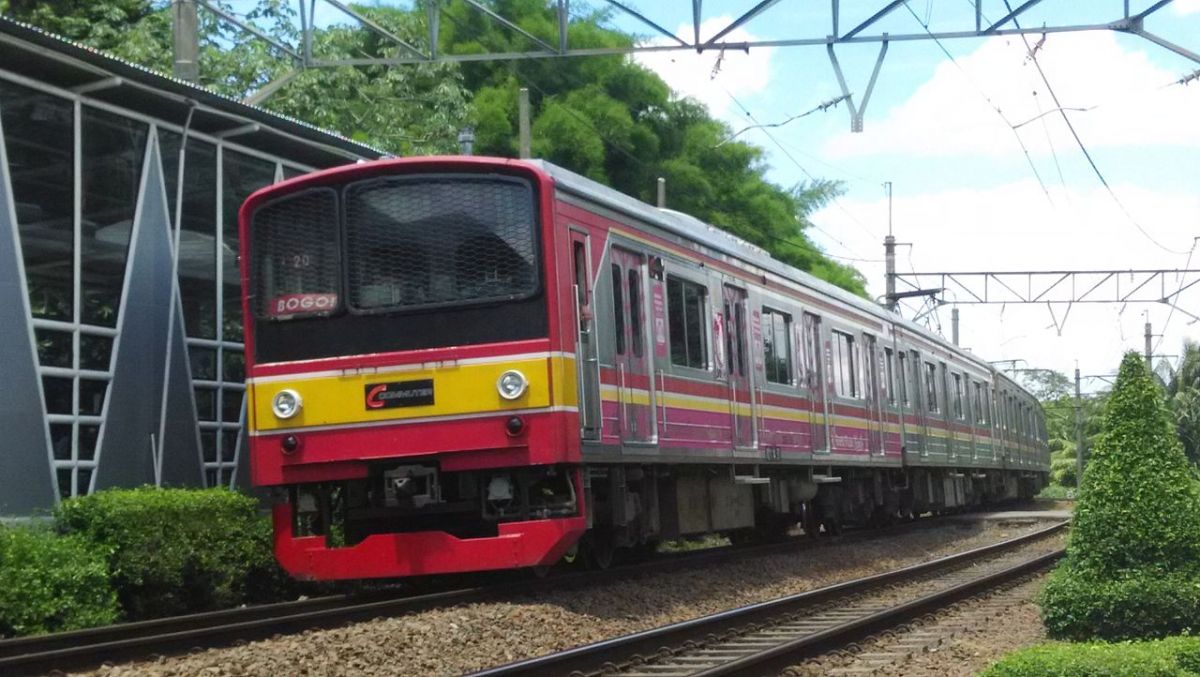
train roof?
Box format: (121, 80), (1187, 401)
(530, 159), (1001, 376)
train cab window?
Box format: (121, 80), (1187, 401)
(666, 276), (708, 369)
(924, 362), (939, 412)
(611, 264), (625, 355)
(952, 373), (965, 420)
(897, 351), (909, 406)
(762, 308), (793, 385)
(627, 268), (643, 357)
(833, 330), (859, 398)
(884, 348), (896, 405)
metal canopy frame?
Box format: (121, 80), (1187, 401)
(178, 1), (1199, 124)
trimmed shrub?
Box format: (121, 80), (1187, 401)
(54, 487), (276, 620)
(1042, 569), (1200, 641)
(1042, 352), (1200, 640)
(984, 636), (1200, 676)
(0, 526), (120, 636)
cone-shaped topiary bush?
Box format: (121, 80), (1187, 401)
(1041, 352), (1200, 640)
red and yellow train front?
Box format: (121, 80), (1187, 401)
(240, 158), (585, 580)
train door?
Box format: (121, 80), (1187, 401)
(571, 230), (601, 441)
(723, 285), (755, 449)
(802, 312), (830, 453)
(862, 333), (884, 456)
(610, 247), (655, 444)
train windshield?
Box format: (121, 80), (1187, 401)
(248, 173), (546, 363)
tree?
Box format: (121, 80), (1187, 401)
(1040, 352), (1200, 640)
(1165, 340), (1200, 466)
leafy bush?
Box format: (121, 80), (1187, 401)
(1042, 352), (1200, 640)
(984, 636), (1200, 676)
(0, 525), (120, 636)
(54, 487), (277, 620)
(1042, 569), (1200, 641)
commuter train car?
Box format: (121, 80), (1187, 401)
(239, 157), (1048, 580)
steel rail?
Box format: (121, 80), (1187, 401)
(471, 520), (1068, 677)
(0, 511), (994, 675)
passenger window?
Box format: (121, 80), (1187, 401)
(762, 308), (793, 385)
(884, 348), (896, 404)
(627, 268), (643, 357)
(666, 275), (708, 369)
(832, 330), (859, 398)
(611, 264), (625, 355)
(897, 352), (909, 406)
(952, 373), (964, 420)
(924, 362), (939, 412)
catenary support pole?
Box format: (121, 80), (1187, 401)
(1074, 366), (1084, 487)
(1145, 320), (1153, 365)
(172, 0), (200, 82)
(518, 88), (531, 159)
(657, 177), (666, 207)
(951, 307), (960, 345)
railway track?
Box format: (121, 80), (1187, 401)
(0, 512), (996, 675)
(472, 520), (1068, 677)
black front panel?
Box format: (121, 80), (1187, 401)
(253, 293), (546, 363)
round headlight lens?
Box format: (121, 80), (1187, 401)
(271, 389), (302, 419)
(496, 370), (528, 400)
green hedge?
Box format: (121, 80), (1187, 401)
(1042, 568), (1200, 641)
(0, 526), (120, 636)
(54, 487), (279, 620)
(984, 636), (1200, 676)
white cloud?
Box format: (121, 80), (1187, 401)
(810, 180), (1200, 380)
(633, 17), (774, 120)
(824, 31), (1200, 158)
(1175, 0), (1200, 15)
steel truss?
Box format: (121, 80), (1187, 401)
(177, 1), (1198, 125)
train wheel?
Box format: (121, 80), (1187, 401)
(583, 531), (616, 570)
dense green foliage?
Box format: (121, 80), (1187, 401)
(983, 636), (1200, 677)
(1165, 341), (1200, 466)
(55, 487), (279, 620)
(1041, 352), (1200, 640)
(0, 525), (120, 636)
(2, 0), (867, 296)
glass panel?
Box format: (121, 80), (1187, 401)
(78, 378), (107, 416)
(627, 269), (642, 357)
(42, 376), (73, 414)
(194, 387), (217, 421)
(344, 176), (538, 312)
(35, 329), (72, 368)
(223, 150), (277, 341)
(79, 334), (114, 370)
(80, 106), (148, 327)
(200, 429), (217, 463)
(221, 429), (239, 463)
(611, 264), (625, 355)
(204, 468), (218, 488)
(282, 165), (308, 180)
(250, 188), (340, 320)
(77, 467), (93, 495)
(170, 139), (217, 339)
(159, 129), (181, 224)
(221, 389), (243, 423)
(78, 424), (100, 461)
(50, 423), (73, 460)
(0, 80), (75, 322)
(57, 468), (74, 498)
(189, 346), (217, 380)
(222, 349), (245, 382)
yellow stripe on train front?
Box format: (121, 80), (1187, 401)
(249, 356), (576, 432)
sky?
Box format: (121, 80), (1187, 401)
(607, 0), (1200, 391)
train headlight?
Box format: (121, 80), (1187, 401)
(271, 389), (303, 419)
(496, 370), (528, 400)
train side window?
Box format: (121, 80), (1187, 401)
(627, 268), (643, 357)
(897, 351), (909, 406)
(572, 241), (588, 330)
(884, 348), (896, 405)
(832, 330), (859, 398)
(611, 264), (625, 355)
(952, 372), (964, 420)
(974, 382), (985, 424)
(667, 276), (708, 369)
(762, 308), (793, 385)
(733, 300), (747, 377)
(924, 361), (939, 412)
(983, 389), (991, 425)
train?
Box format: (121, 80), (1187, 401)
(238, 156), (1049, 580)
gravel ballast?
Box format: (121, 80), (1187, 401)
(79, 520), (1059, 677)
